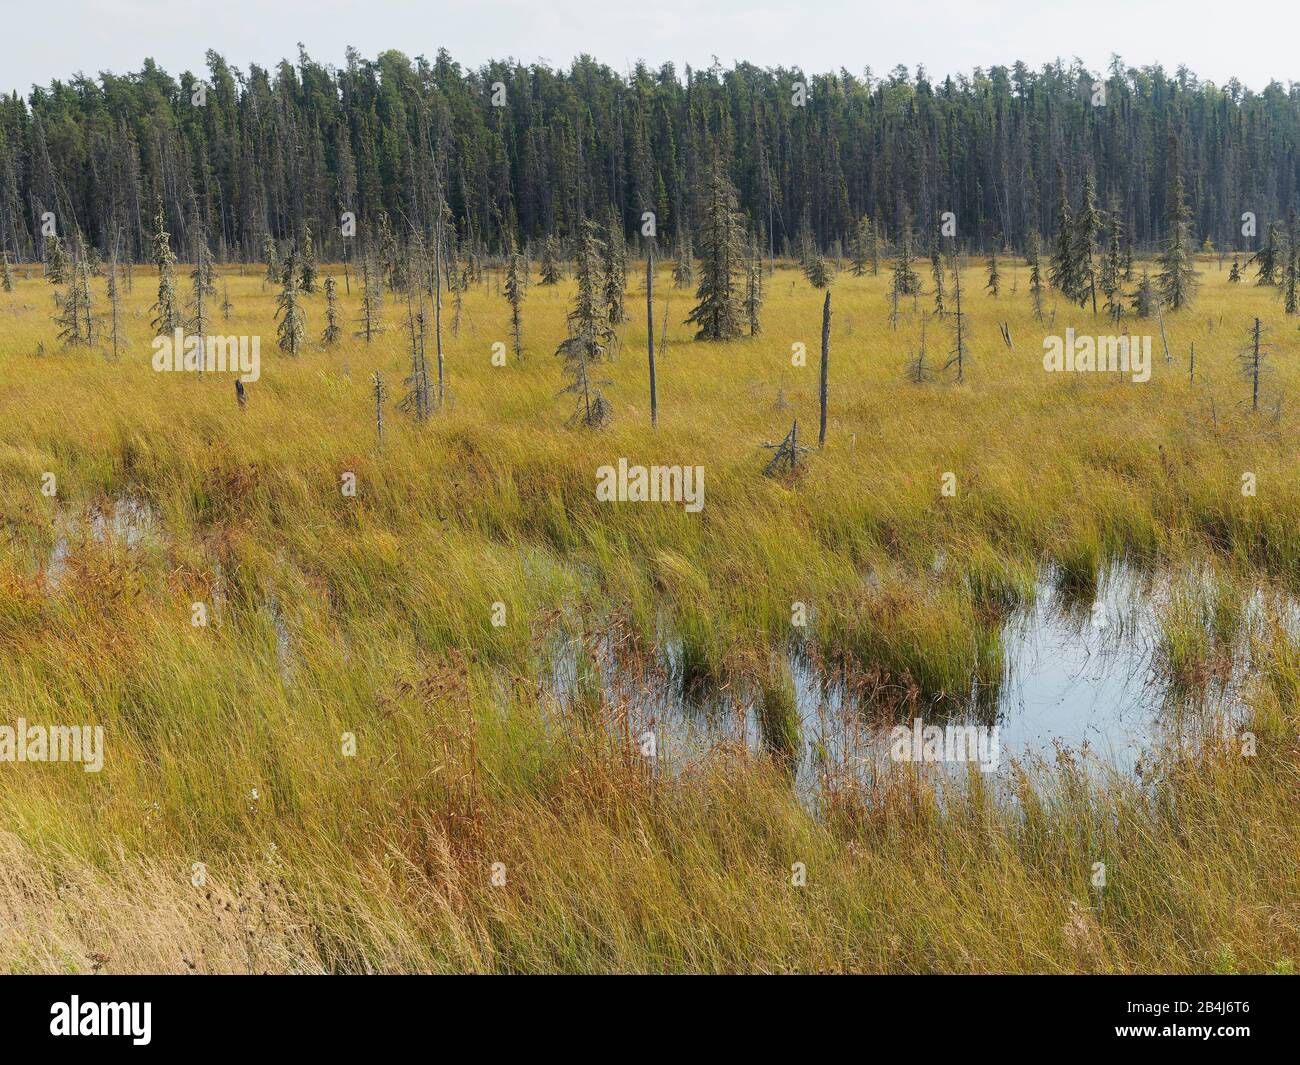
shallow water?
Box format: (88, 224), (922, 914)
(544, 561), (1268, 785)
(46, 495), (159, 587)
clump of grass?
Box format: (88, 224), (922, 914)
(754, 654), (801, 772)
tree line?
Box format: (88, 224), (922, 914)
(5, 49), (1300, 265)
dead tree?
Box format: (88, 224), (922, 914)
(647, 248), (658, 427)
(762, 419), (813, 477)
(818, 291), (831, 447)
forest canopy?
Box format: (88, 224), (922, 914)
(1, 48), (1297, 262)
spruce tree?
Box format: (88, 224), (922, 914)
(190, 231), (214, 340)
(1099, 209), (1124, 321)
(802, 246), (830, 288)
(556, 218), (613, 428)
(263, 234), (280, 286)
(850, 215), (871, 276)
(1, 251), (12, 292)
(945, 260), (968, 382)
(1157, 136), (1198, 310)
(891, 211), (920, 298)
(1130, 266), (1158, 317)
(300, 222), (318, 293)
(687, 156), (745, 341)
(894, 224), (925, 300)
(673, 232), (695, 289)
(1027, 231), (1045, 321)
(603, 209), (627, 328)
(1228, 256), (1242, 283)
(931, 246), (946, 316)
(1072, 173), (1102, 310)
(398, 308), (431, 420)
(539, 236), (562, 285)
(744, 235), (763, 335)
(53, 250), (93, 347)
(44, 233), (68, 285)
(151, 201), (180, 333)
(355, 251), (383, 342)
(106, 251), (123, 359)
(276, 256), (306, 355)
(985, 245), (1001, 297)
(1250, 222), (1281, 285)
(505, 237), (526, 359)
(321, 276), (341, 345)
(1049, 163), (1080, 302)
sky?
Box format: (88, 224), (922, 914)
(3, 0), (1293, 97)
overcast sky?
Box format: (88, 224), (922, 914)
(4, 0), (1292, 97)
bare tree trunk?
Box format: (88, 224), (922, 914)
(647, 249), (657, 427)
(818, 291), (831, 447)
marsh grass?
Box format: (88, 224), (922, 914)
(0, 257), (1297, 972)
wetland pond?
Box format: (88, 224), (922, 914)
(544, 561), (1281, 789)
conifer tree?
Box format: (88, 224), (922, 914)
(190, 230), (214, 340)
(355, 251), (383, 342)
(687, 156), (745, 341)
(1285, 247), (1299, 314)
(1072, 173), (1102, 310)
(263, 234), (280, 286)
(1157, 136), (1198, 310)
(673, 232), (695, 289)
(1, 251), (12, 292)
(802, 246), (830, 288)
(321, 276), (341, 344)
(1099, 209), (1124, 321)
(603, 210), (627, 328)
(891, 210), (920, 298)
(1131, 266), (1158, 317)
(151, 201), (180, 333)
(399, 307), (431, 420)
(1239, 317), (1265, 412)
(451, 265), (466, 336)
(276, 256), (306, 355)
(106, 250), (123, 359)
(44, 233), (68, 285)
(377, 212), (403, 292)
(945, 260), (967, 382)
(931, 246), (946, 316)
(1228, 256), (1242, 283)
(53, 252), (94, 347)
(744, 235), (763, 335)
(850, 215), (871, 276)
(985, 244), (1001, 297)
(1027, 231), (1045, 321)
(1250, 222), (1281, 285)
(539, 236), (562, 285)
(556, 218), (613, 428)
(300, 222), (318, 293)
(1049, 164), (1080, 302)
(505, 237), (526, 359)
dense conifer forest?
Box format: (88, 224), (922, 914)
(4, 49), (1300, 262)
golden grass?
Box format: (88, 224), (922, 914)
(0, 254), (1296, 973)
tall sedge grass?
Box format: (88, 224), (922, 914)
(0, 257), (1296, 972)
